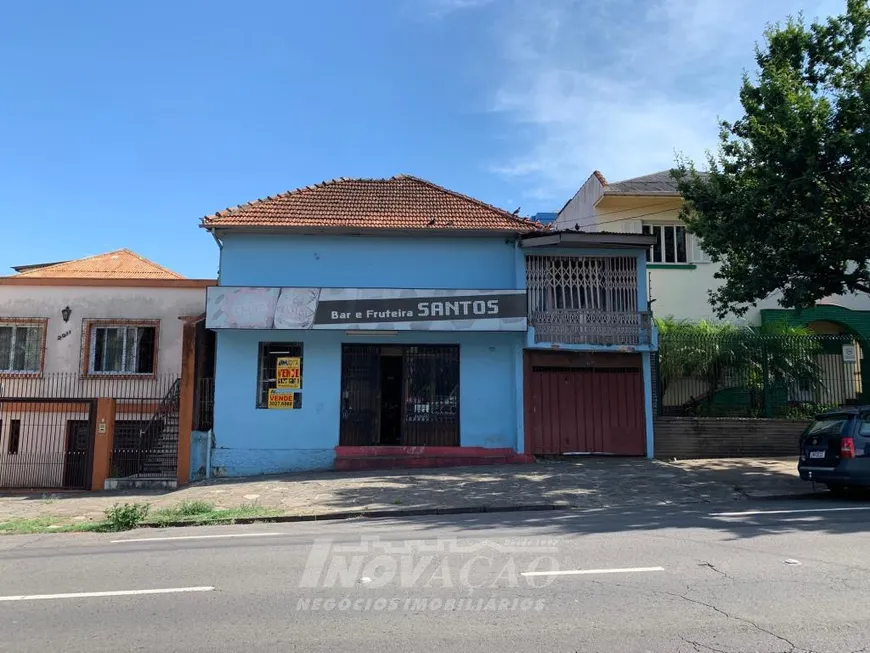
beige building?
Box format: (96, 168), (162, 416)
(0, 250), (212, 488)
(554, 170), (870, 324)
(554, 170), (870, 411)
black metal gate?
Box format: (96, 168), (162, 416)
(0, 398), (96, 490)
(339, 344), (460, 447)
(339, 344), (382, 446)
(402, 345), (460, 446)
(110, 379), (180, 480)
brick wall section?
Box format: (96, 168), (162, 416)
(654, 417), (810, 459)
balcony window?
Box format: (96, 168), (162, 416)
(526, 255), (638, 314)
(643, 224), (688, 264)
(525, 255), (649, 346)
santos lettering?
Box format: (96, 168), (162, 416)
(315, 293), (520, 326)
(417, 300), (499, 318)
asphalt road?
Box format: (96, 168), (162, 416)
(2, 497), (870, 652)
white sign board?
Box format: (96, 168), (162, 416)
(206, 287), (528, 332)
(842, 344), (858, 363)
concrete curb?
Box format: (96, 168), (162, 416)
(135, 492), (823, 529)
(741, 490), (829, 501)
(139, 503), (569, 529)
(735, 486), (827, 501)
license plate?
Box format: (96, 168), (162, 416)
(809, 450), (827, 459)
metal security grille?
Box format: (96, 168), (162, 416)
(402, 345), (460, 447)
(339, 344), (460, 447)
(195, 377), (215, 431)
(0, 398), (96, 489)
(526, 255), (648, 346)
(526, 255), (638, 314)
(532, 366), (640, 374)
(109, 378), (180, 479)
(339, 344), (382, 446)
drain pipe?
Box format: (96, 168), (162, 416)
(206, 430), (213, 479)
(204, 225), (220, 480)
(209, 229), (223, 283)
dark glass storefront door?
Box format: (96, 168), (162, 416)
(339, 344), (459, 447)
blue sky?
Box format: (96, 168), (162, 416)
(0, 0), (844, 278)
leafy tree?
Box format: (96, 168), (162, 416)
(673, 0), (870, 318)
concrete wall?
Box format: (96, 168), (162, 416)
(0, 285), (207, 378)
(0, 285), (206, 486)
(552, 193), (870, 325)
(556, 173), (605, 230)
(654, 417), (809, 459)
(0, 403), (164, 488)
(552, 197), (728, 322)
(212, 329), (521, 475)
(219, 234), (518, 288)
(212, 233), (524, 476)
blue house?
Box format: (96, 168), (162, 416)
(201, 175), (656, 476)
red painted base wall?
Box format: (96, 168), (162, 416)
(334, 446), (534, 472)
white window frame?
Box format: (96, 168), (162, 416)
(0, 322), (45, 374)
(87, 324), (157, 375)
(643, 223), (689, 264)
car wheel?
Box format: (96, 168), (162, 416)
(827, 483), (849, 497)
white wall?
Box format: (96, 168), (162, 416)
(554, 196), (733, 322)
(0, 284), (205, 486)
(0, 403), (164, 488)
(556, 174), (605, 231)
(0, 285), (206, 377)
(554, 192), (870, 325)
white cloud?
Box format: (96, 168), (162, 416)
(484, 0), (846, 201)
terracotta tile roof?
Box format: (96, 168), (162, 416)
(200, 175), (541, 233)
(9, 249), (185, 280)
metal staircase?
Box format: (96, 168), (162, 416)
(106, 379), (180, 489)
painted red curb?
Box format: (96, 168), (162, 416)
(334, 446), (534, 471)
(335, 446), (523, 457)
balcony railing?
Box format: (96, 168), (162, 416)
(530, 310), (653, 346)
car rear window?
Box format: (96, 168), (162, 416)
(806, 416), (851, 437)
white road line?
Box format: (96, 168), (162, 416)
(0, 586), (215, 602)
(712, 506), (870, 517)
(111, 532), (284, 543)
(521, 566), (665, 577)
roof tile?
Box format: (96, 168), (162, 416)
(9, 249), (185, 280)
(605, 171), (680, 194)
(200, 175), (541, 232)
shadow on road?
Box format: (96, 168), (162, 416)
(3, 457), (863, 541)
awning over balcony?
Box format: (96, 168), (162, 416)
(520, 231), (657, 250)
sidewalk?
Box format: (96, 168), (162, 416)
(0, 457), (810, 525)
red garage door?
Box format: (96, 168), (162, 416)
(525, 351), (646, 456)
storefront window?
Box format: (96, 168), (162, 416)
(404, 346), (459, 422)
(257, 342), (303, 408)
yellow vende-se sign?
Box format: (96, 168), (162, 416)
(268, 389), (295, 409)
(276, 356), (301, 389)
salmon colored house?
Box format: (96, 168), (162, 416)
(0, 249), (214, 490)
